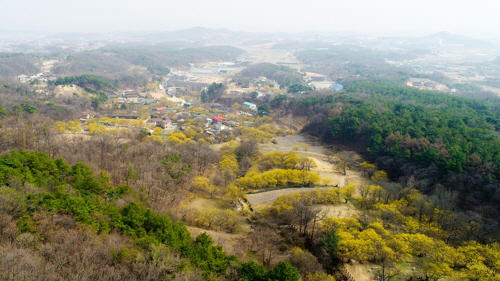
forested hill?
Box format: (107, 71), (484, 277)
(52, 45), (245, 77)
(288, 80), (500, 237)
(51, 45), (245, 87)
(0, 53), (40, 76)
(0, 150), (300, 280)
(54, 74), (117, 91)
(236, 63), (304, 86)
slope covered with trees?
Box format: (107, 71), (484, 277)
(51, 45), (244, 88)
(54, 74), (117, 91)
(236, 63), (304, 86)
(0, 150), (299, 280)
(286, 80), (500, 237)
(0, 53), (40, 77)
(295, 46), (416, 83)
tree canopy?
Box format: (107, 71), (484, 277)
(54, 74), (117, 91)
(201, 82), (225, 102)
(0, 150), (299, 280)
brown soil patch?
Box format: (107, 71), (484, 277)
(149, 91), (166, 99)
(318, 202), (359, 218)
(54, 84), (85, 96)
(345, 261), (376, 281)
(187, 197), (224, 210)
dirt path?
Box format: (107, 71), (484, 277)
(247, 187), (334, 206)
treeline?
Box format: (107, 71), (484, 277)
(288, 80), (500, 235)
(236, 63), (304, 86)
(147, 65), (170, 75)
(0, 150), (300, 280)
(54, 74), (116, 91)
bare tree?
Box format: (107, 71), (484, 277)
(292, 198), (315, 236)
(249, 224), (280, 266)
(309, 207), (328, 241)
(335, 151), (355, 175)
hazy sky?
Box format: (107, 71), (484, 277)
(1, 0), (500, 38)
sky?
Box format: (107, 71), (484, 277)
(1, 0), (500, 39)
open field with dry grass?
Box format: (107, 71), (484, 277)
(54, 84), (85, 96)
(186, 226), (248, 259)
(345, 261), (376, 281)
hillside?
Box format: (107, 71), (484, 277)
(287, 81), (500, 236)
(0, 53), (40, 77)
(0, 150), (300, 281)
(51, 45), (245, 87)
(295, 46), (416, 82)
(54, 45), (245, 74)
(0, 75), (499, 280)
(236, 62), (304, 86)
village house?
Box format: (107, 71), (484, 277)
(17, 74), (28, 83)
(108, 92), (120, 98)
(213, 116), (226, 123)
(205, 118), (212, 127)
(213, 116), (227, 131)
(268, 80), (280, 89)
(242, 101), (257, 111)
(330, 84), (343, 91)
(111, 115), (139, 120)
(140, 98), (156, 105)
(152, 118), (173, 129)
(154, 107), (167, 112)
(124, 91), (139, 102)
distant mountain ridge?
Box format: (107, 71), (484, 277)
(425, 31), (497, 48)
(140, 27), (306, 43)
(147, 27), (238, 42)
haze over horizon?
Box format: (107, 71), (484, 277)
(1, 0), (500, 40)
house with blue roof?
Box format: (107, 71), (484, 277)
(242, 102), (257, 110)
(331, 84), (343, 91)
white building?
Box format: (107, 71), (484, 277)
(243, 102), (257, 111)
(17, 75), (28, 83)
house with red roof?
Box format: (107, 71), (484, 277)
(213, 116), (226, 123)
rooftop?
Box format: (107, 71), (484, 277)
(243, 102), (256, 107)
(213, 116), (226, 122)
